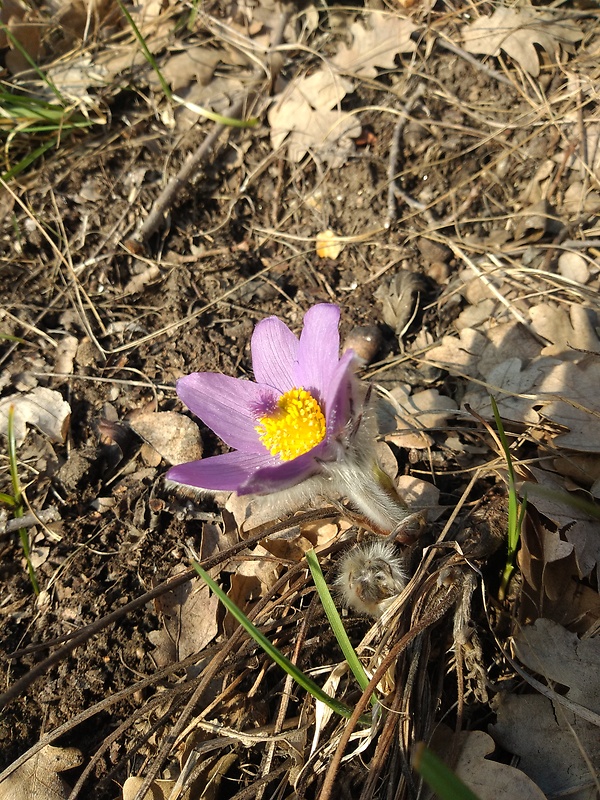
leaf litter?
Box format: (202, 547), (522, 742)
(0, 0), (599, 797)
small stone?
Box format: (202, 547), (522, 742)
(343, 325), (383, 364)
(427, 261), (450, 285)
(129, 411), (203, 466)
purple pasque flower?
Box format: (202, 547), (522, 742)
(167, 304), (357, 496)
(167, 303), (410, 534)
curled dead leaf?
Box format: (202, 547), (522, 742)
(316, 230), (344, 260)
(0, 388), (71, 446)
(0, 744), (82, 800)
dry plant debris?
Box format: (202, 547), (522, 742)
(0, 743), (82, 800)
(461, 7), (584, 77)
(1, 0), (600, 797)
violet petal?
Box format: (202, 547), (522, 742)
(323, 349), (356, 435)
(177, 373), (278, 452)
(251, 316), (298, 392)
(295, 304), (341, 398)
(167, 450), (279, 491)
(239, 447), (324, 495)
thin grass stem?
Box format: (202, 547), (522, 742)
(6, 405), (39, 595)
(192, 560), (370, 724)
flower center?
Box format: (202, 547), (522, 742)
(255, 388), (326, 461)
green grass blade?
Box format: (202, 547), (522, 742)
(306, 548), (376, 705)
(0, 333), (25, 343)
(116, 0), (172, 101)
(413, 743), (482, 800)
(0, 492), (18, 506)
(0, 23), (66, 103)
(7, 405), (39, 595)
(490, 396), (522, 600)
(1, 137), (57, 182)
(192, 560), (363, 722)
(172, 94), (259, 129)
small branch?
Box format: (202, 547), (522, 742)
(1, 507), (61, 537)
(126, 8), (292, 251)
(126, 96), (249, 251)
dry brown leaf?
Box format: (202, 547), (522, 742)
(529, 303), (600, 357)
(174, 77), (246, 131)
(544, 578), (600, 634)
(396, 475), (440, 519)
(562, 181), (600, 215)
(260, 526), (314, 562)
(458, 730), (546, 800)
(428, 728), (546, 800)
(427, 309), (600, 431)
(490, 693), (600, 800)
(122, 777), (191, 800)
(159, 47), (223, 92)
(224, 546), (281, 634)
(380, 384), (458, 448)
(0, 744), (82, 800)
(332, 10), (417, 77)
(425, 328), (488, 377)
(514, 618), (600, 713)
(148, 568), (219, 666)
(538, 357), (600, 451)
(46, 56), (108, 105)
(316, 230), (344, 260)
(268, 70), (360, 165)
(463, 356), (556, 423)
(0, 388), (71, 446)
(461, 7), (583, 77)
(527, 466), (600, 579)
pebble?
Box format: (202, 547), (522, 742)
(343, 325), (383, 365)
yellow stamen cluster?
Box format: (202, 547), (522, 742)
(256, 388), (326, 461)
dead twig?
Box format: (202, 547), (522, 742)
(1, 507), (61, 537)
(126, 8), (292, 251)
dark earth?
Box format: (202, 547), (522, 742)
(1, 0), (599, 797)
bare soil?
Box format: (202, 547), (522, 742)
(1, 1), (599, 798)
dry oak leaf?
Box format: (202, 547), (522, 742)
(529, 302), (600, 358)
(461, 6), (583, 77)
(148, 568), (218, 666)
(527, 466), (600, 579)
(428, 729), (546, 800)
(462, 355), (556, 424)
(380, 384), (458, 449)
(538, 356), (600, 452)
(332, 10), (417, 77)
(0, 744), (82, 800)
(0, 387), (70, 446)
(490, 693), (600, 800)
(514, 618), (600, 713)
(268, 70), (360, 165)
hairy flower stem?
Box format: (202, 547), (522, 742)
(326, 460), (410, 536)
